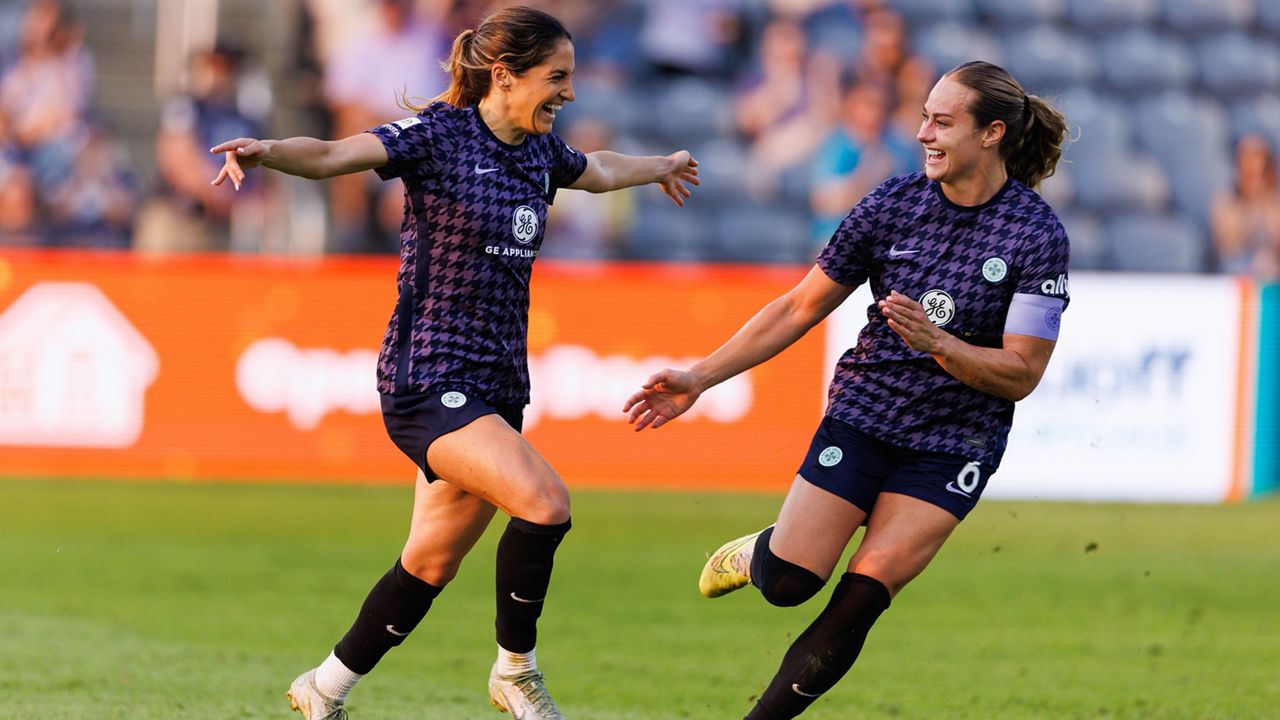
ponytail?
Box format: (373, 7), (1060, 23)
(946, 61), (1068, 189)
(403, 6), (571, 112)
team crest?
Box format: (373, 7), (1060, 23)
(512, 205), (538, 244)
(919, 289), (955, 326)
(981, 257), (1007, 283)
(818, 446), (843, 467)
(441, 392), (467, 408)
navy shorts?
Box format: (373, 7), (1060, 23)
(796, 417), (995, 520)
(381, 389), (524, 481)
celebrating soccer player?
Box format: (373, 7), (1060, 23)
(211, 7), (698, 719)
(625, 61), (1069, 720)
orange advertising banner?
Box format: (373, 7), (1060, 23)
(0, 250), (828, 492)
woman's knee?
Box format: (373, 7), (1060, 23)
(510, 478), (571, 525)
(400, 549), (465, 587)
(849, 550), (926, 596)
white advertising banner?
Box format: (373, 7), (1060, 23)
(824, 274), (1244, 502)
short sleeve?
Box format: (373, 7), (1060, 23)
(816, 177), (896, 288)
(368, 114), (437, 181)
(546, 134), (587, 203)
(1014, 218), (1071, 309)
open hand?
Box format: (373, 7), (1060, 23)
(657, 151), (699, 207)
(209, 138), (270, 190)
(623, 368), (703, 430)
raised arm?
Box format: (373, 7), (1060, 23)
(569, 150), (699, 206)
(624, 265), (856, 430)
(878, 290), (1056, 401)
(210, 132), (389, 189)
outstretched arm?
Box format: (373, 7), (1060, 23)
(210, 132), (388, 189)
(624, 265), (855, 430)
(878, 290), (1056, 401)
(569, 150), (699, 206)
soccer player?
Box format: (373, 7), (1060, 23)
(625, 61), (1069, 720)
(211, 7), (698, 720)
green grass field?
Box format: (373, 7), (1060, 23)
(2, 479), (1277, 720)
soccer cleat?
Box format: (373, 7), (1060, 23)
(698, 526), (770, 598)
(488, 663), (565, 719)
(286, 669), (349, 720)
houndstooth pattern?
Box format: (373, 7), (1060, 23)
(817, 173), (1070, 466)
(369, 103), (587, 405)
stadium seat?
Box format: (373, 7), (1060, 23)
(1195, 34), (1280, 97)
(974, 0), (1065, 27)
(1160, 144), (1233, 224)
(1229, 96), (1280, 154)
(1098, 30), (1194, 93)
(911, 22), (1002, 76)
(1057, 211), (1109, 270)
(1038, 163), (1075, 210)
(650, 77), (736, 147)
(1056, 87), (1133, 164)
(1071, 152), (1170, 213)
(1259, 1), (1280, 35)
(1106, 212), (1209, 272)
(1000, 25), (1099, 93)
(1065, 0), (1158, 32)
(886, 0), (976, 25)
(623, 202), (714, 262)
(1161, 0), (1253, 35)
(711, 204), (811, 264)
(688, 138), (751, 205)
(804, 11), (865, 66)
(557, 76), (648, 137)
(1132, 91), (1229, 160)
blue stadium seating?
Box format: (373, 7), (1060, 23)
(1057, 210), (1110, 270)
(1099, 29), (1194, 92)
(688, 138), (751, 205)
(624, 202), (714, 262)
(1132, 91), (1229, 159)
(1057, 87), (1133, 164)
(1106, 212), (1208, 272)
(1071, 152), (1170, 213)
(975, 0), (1065, 26)
(1001, 25), (1099, 93)
(1065, 0), (1158, 32)
(651, 78), (736, 148)
(1162, 0), (1254, 35)
(1229, 95), (1280, 153)
(1162, 144), (1233, 224)
(1259, 0), (1280, 35)
(1195, 33), (1280, 97)
(711, 204), (811, 264)
(911, 22), (1002, 75)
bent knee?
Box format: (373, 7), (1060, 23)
(400, 553), (463, 587)
(754, 534), (825, 607)
(509, 479), (571, 526)
(850, 553), (925, 596)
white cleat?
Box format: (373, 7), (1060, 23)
(488, 663), (565, 719)
(286, 669), (348, 720)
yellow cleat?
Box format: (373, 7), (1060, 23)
(698, 526), (770, 598)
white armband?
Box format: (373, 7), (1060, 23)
(1004, 293), (1064, 340)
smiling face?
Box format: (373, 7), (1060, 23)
(916, 75), (1003, 186)
(501, 39), (575, 137)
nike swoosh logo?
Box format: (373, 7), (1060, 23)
(386, 624), (409, 637)
(791, 683), (822, 698)
(888, 246), (919, 258)
(475, 165), (499, 174)
(509, 592), (544, 604)
(944, 481), (972, 497)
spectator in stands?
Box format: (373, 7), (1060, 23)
(321, 0), (449, 252)
(808, 79), (908, 251)
(0, 0), (94, 197)
(0, 160), (41, 246)
(637, 0), (743, 78)
(1210, 133), (1280, 280)
(851, 6), (908, 88)
(735, 17), (810, 143)
(136, 43), (262, 253)
(45, 122), (138, 249)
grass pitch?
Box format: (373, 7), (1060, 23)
(2, 478), (1277, 719)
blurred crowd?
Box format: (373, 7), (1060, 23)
(1, 0), (1279, 280)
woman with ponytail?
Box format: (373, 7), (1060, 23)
(626, 60), (1069, 719)
(210, 7), (698, 720)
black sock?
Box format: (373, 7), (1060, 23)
(494, 516), (571, 653)
(745, 573), (891, 720)
(333, 558), (443, 674)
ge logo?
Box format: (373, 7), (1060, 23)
(818, 446), (843, 467)
(918, 289), (955, 326)
(511, 205), (538, 244)
(441, 392), (467, 408)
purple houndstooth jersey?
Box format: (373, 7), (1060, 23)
(817, 172), (1070, 466)
(368, 102), (587, 404)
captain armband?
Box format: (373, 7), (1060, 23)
(1004, 293), (1065, 341)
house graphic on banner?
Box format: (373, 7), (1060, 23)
(0, 282), (158, 448)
